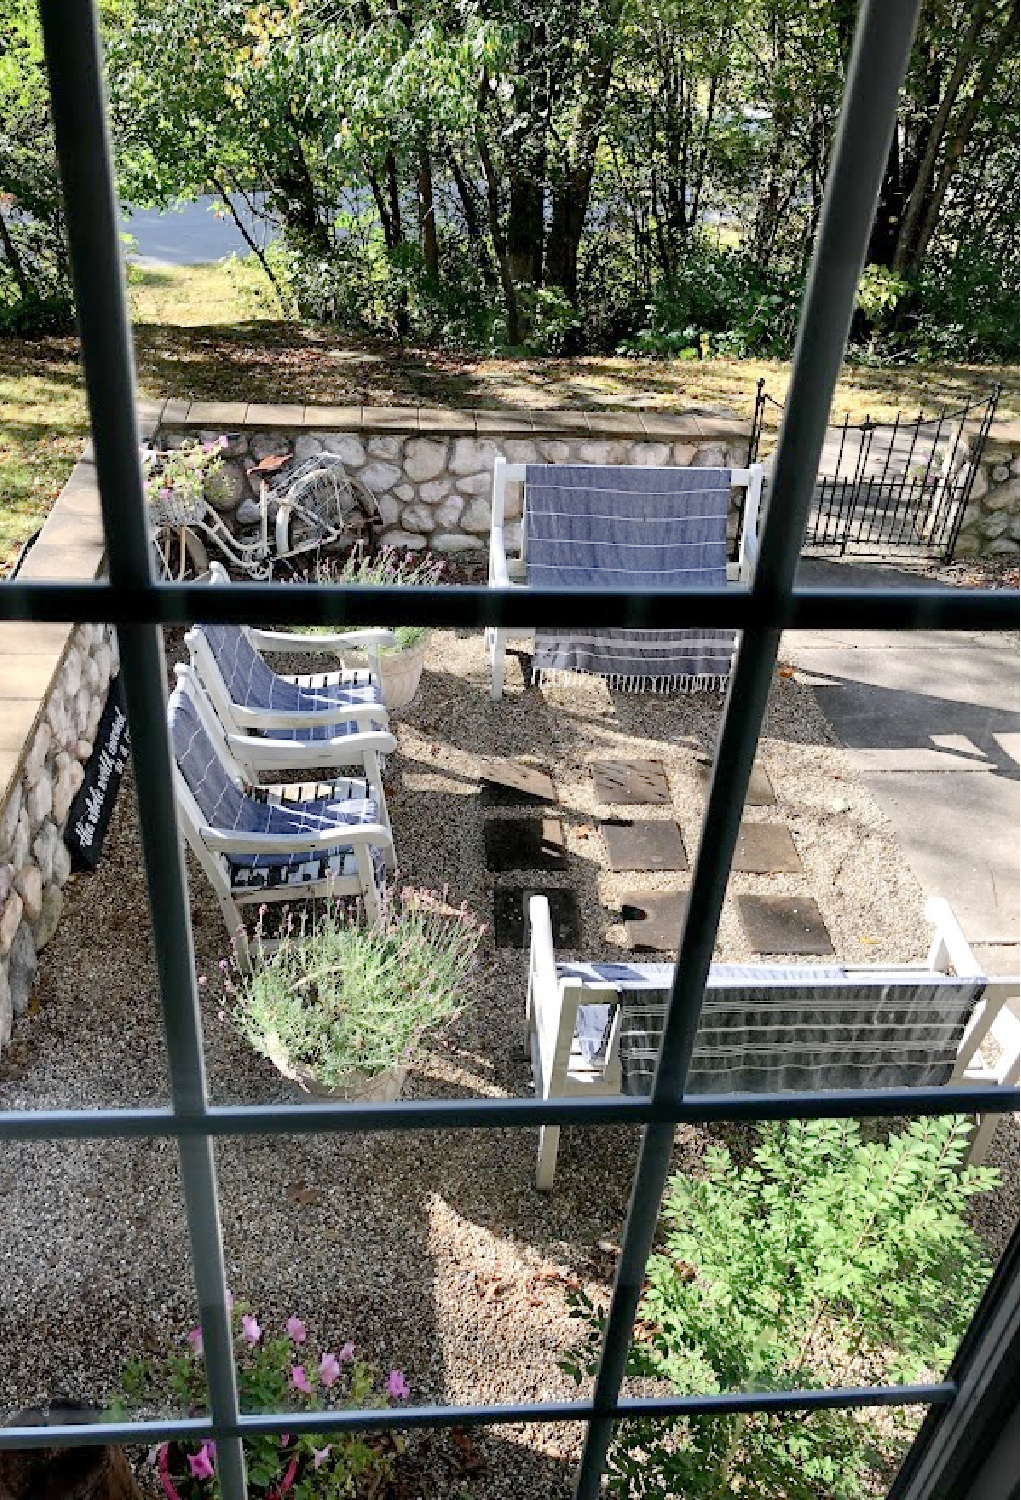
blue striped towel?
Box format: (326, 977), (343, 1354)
(198, 625), (385, 743)
(560, 964), (984, 1096)
(168, 686), (381, 887)
(525, 465), (736, 689)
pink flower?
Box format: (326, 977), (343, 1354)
(285, 1316), (307, 1344)
(280, 1433), (290, 1448)
(290, 1365), (312, 1396)
(186, 1326), (203, 1356)
(188, 1442), (216, 1480)
(319, 1352), (341, 1387)
(339, 1341), (356, 1363)
(313, 1445), (332, 1469)
(387, 1369), (410, 1401)
(241, 1314), (262, 1345)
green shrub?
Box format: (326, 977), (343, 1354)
(563, 1116), (998, 1499)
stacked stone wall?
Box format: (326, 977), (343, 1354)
(154, 406), (753, 558)
(0, 626), (120, 1046)
(950, 428), (1021, 559)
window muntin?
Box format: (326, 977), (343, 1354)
(1, 2), (1016, 1498)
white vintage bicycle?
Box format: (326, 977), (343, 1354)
(147, 451), (379, 580)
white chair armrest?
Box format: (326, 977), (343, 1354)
(230, 701), (387, 731)
(226, 729), (396, 765)
(924, 897), (985, 979)
(201, 822), (392, 856)
(248, 627), (397, 654)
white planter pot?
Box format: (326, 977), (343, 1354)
(378, 635), (429, 709)
(270, 1049), (408, 1103)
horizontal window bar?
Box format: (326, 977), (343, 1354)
(0, 581), (1016, 631)
(1, 1083), (1015, 1143)
(0, 1382), (956, 1450)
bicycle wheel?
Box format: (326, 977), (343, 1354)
(151, 524), (209, 581)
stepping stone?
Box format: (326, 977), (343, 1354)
(494, 886), (580, 949)
(480, 759), (556, 806)
(731, 822), (803, 874)
(695, 758), (776, 807)
(620, 891), (690, 953)
(485, 817), (566, 872)
(591, 759), (671, 806)
(601, 820), (688, 873)
(737, 894), (834, 955)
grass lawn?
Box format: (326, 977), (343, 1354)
(1, 258), (1017, 571)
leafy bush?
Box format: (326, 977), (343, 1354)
(615, 241), (804, 360)
(563, 1116), (998, 1499)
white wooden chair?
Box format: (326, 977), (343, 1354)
(525, 894), (1019, 1187)
(168, 672), (394, 970)
(185, 624), (397, 806)
(487, 461), (764, 700)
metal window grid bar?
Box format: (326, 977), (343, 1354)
(2, 2), (1016, 1497)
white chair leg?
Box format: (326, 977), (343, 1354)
(364, 752), (396, 872)
(536, 1125), (561, 1190)
(490, 629), (507, 701)
(355, 845), (382, 923)
(965, 1111), (1000, 1166)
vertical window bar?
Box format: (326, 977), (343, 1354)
(573, 3), (924, 1493)
(36, 4), (247, 1496)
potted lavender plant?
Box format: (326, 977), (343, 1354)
(222, 887), (483, 1102)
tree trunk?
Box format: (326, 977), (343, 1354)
(417, 145), (440, 283)
(901, 2), (1019, 275)
(506, 173), (544, 287)
(891, 0), (995, 275)
(0, 207), (31, 300)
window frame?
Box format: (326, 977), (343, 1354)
(1, 2), (1017, 1497)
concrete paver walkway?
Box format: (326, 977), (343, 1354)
(787, 560), (1019, 977)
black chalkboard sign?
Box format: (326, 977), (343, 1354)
(65, 675), (131, 871)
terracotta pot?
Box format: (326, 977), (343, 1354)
(377, 636), (429, 710)
(157, 1443), (298, 1500)
(267, 1043), (408, 1103)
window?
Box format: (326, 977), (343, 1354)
(1, 2), (1017, 1497)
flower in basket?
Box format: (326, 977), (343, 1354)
(142, 441), (226, 518)
(221, 886), (484, 1095)
(107, 1295), (408, 1499)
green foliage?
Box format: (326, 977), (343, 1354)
(617, 242), (804, 359)
(0, 0), (75, 334)
(225, 887), (483, 1087)
(108, 1294), (404, 1498)
(855, 264), (910, 322)
(563, 1116), (998, 1498)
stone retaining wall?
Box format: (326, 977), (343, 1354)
(949, 422), (1021, 559)
(154, 403), (754, 557)
(0, 403), (163, 1056)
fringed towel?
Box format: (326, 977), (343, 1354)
(609, 969), (983, 1096)
(525, 465), (736, 690)
(558, 959), (984, 1095)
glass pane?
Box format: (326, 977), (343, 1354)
(607, 1407), (930, 1500)
(215, 1127), (638, 1417)
(0, 1138), (208, 1429)
(0, 754), (170, 1112)
(609, 1114), (1008, 1403)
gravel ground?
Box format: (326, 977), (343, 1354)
(0, 627), (1015, 1497)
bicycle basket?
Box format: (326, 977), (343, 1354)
(147, 488), (207, 528)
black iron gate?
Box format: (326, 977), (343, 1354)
(749, 382), (1001, 560)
